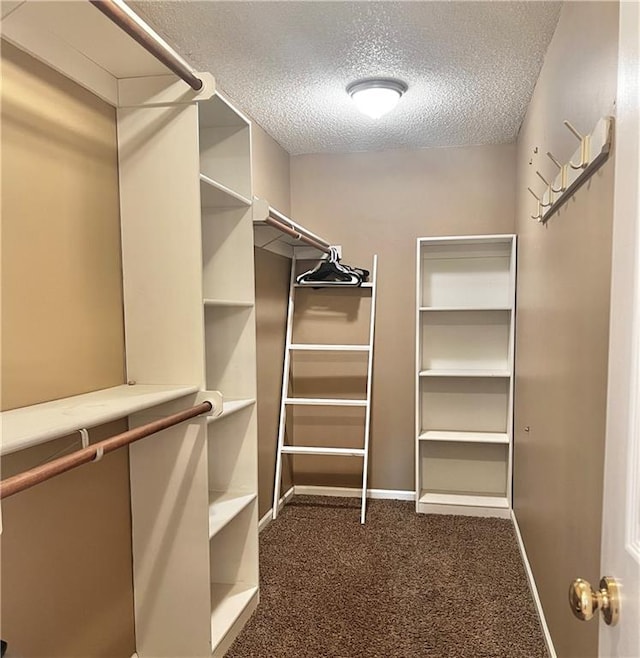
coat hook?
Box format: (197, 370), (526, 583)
(547, 151), (568, 193)
(536, 170), (554, 205)
(563, 120), (591, 170)
(528, 186), (551, 208)
(78, 428), (89, 449)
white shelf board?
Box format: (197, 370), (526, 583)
(419, 306), (512, 312)
(204, 299), (254, 308)
(0, 384), (199, 456)
(211, 583), (258, 652)
(200, 174), (251, 209)
(208, 491), (257, 538)
(281, 446), (365, 457)
(418, 369), (511, 378)
(289, 344), (370, 352)
(284, 397), (367, 407)
(418, 430), (509, 444)
(418, 491), (509, 508)
(207, 398), (256, 424)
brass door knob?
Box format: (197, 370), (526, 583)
(569, 577), (619, 626)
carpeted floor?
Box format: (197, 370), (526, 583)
(226, 496), (548, 658)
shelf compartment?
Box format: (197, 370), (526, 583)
(420, 377), (509, 433)
(199, 95), (251, 200)
(209, 491), (257, 538)
(419, 309), (511, 372)
(0, 384), (199, 456)
(420, 240), (512, 308)
(419, 441), (508, 498)
(208, 399), (256, 493)
(209, 503), (258, 651)
(204, 306), (256, 399)
(418, 430), (509, 444)
(202, 206), (254, 303)
(200, 174), (251, 209)
(210, 583), (258, 653)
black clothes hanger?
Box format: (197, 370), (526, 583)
(296, 247), (368, 286)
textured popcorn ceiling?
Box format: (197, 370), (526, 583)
(133, 1), (561, 155)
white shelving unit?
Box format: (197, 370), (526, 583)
(198, 92), (259, 658)
(1, 5), (258, 656)
(415, 235), (516, 518)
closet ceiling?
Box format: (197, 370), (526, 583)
(133, 1), (562, 155)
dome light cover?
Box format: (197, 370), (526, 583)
(347, 78), (408, 119)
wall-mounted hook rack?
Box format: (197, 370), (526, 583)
(529, 116), (613, 226)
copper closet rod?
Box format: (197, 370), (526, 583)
(89, 0), (204, 91)
(0, 401), (212, 500)
(264, 216), (331, 254)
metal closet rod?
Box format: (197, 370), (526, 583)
(0, 401), (213, 500)
(89, 0), (204, 91)
(265, 214), (331, 254)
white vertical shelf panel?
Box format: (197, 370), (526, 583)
(416, 235), (516, 517)
(129, 412), (212, 657)
(118, 103), (205, 387)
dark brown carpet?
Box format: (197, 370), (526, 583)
(226, 496), (548, 658)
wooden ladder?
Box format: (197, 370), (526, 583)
(272, 254), (378, 524)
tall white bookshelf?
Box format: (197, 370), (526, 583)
(415, 235), (516, 518)
(1, 4), (259, 656)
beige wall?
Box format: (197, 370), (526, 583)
(250, 122), (295, 515)
(1, 40), (125, 411)
(0, 42), (135, 656)
(290, 143), (516, 491)
(513, 3), (619, 657)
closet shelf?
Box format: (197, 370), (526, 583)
(253, 197), (332, 258)
(200, 174), (251, 209)
(418, 369), (511, 378)
(418, 491), (509, 508)
(0, 384), (199, 456)
(208, 491), (257, 538)
(284, 397), (367, 407)
(289, 344), (370, 352)
(207, 398), (256, 423)
(211, 584), (259, 652)
(418, 430), (509, 444)
(281, 446), (365, 457)
(419, 306), (512, 312)
(204, 298), (254, 308)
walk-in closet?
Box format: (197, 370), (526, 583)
(1, 1), (638, 657)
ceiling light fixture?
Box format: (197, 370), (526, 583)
(347, 78), (408, 119)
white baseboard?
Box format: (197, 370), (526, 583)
(511, 510), (556, 658)
(259, 486), (295, 532)
(293, 484), (415, 501)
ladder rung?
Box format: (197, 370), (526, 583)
(281, 446), (365, 457)
(284, 397), (368, 407)
(289, 344), (370, 352)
